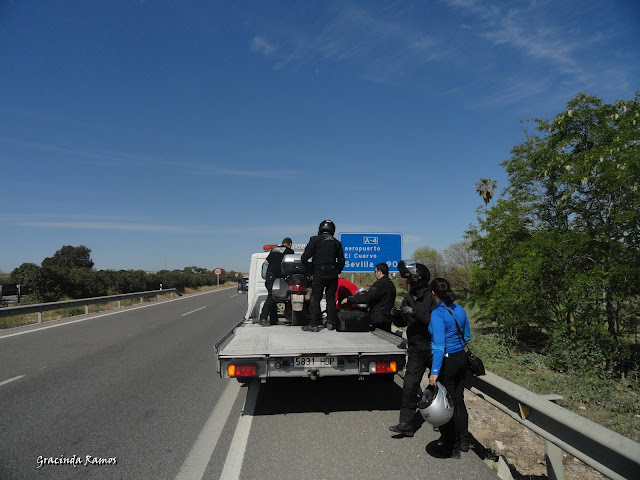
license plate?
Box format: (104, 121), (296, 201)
(292, 356), (335, 367)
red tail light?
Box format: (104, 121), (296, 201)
(227, 364), (258, 377)
(373, 361), (397, 373)
(288, 282), (307, 293)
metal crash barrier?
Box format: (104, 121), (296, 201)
(468, 371), (640, 480)
(0, 289), (181, 324)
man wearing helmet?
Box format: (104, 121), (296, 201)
(301, 220), (345, 332)
(340, 263), (396, 332)
(388, 260), (434, 438)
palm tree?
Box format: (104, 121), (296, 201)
(476, 178), (498, 208)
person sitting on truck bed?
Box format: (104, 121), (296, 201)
(335, 277), (358, 310)
(341, 263), (396, 332)
(259, 238), (294, 327)
(301, 220), (345, 332)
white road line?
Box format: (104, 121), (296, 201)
(181, 307), (206, 317)
(220, 380), (259, 480)
(0, 288), (231, 341)
(0, 375), (25, 387)
(175, 380), (241, 480)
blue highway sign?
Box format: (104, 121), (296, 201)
(340, 233), (403, 272)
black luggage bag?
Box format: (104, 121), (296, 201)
(336, 309), (370, 332)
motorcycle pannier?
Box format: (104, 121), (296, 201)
(281, 254), (305, 275)
(271, 278), (289, 302)
(336, 309), (370, 332)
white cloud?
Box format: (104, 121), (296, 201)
(250, 3), (444, 85)
(250, 36), (277, 56)
(0, 137), (298, 180)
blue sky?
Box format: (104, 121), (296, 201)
(1, 0), (638, 274)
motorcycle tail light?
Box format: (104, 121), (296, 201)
(288, 283), (307, 293)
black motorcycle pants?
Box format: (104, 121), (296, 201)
(399, 346), (431, 425)
(309, 267), (338, 326)
(260, 274), (279, 324)
(438, 350), (469, 447)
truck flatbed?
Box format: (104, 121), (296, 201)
(219, 321), (404, 357)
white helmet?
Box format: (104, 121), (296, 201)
(353, 287), (368, 310)
(418, 382), (454, 426)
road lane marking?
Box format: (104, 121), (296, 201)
(219, 380), (259, 480)
(181, 307), (206, 317)
(0, 288), (234, 341)
(0, 375), (25, 387)
(176, 380), (241, 480)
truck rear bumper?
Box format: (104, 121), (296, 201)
(218, 353), (406, 380)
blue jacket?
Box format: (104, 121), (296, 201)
(429, 301), (471, 375)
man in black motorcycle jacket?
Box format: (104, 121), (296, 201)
(301, 220), (345, 332)
(342, 262), (396, 332)
(259, 238), (294, 327)
(389, 260), (434, 438)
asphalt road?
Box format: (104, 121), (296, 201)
(0, 289), (497, 480)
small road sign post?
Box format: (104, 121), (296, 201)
(214, 267), (223, 286)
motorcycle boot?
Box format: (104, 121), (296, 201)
(388, 423), (414, 437)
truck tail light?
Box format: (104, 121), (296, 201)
(227, 364), (258, 378)
(371, 361), (397, 374)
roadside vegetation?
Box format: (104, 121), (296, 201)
(0, 283), (234, 330)
(467, 93), (639, 442)
(5, 245), (243, 305)
(395, 93), (639, 442)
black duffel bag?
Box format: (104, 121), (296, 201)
(336, 309), (370, 332)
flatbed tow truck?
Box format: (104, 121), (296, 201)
(215, 246), (406, 382)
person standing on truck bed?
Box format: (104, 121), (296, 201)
(301, 220), (345, 332)
(259, 238), (294, 327)
(341, 263), (396, 332)
(389, 260), (433, 438)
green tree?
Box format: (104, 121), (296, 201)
(412, 246), (444, 278)
(442, 241), (477, 298)
(476, 178), (498, 208)
(10, 263), (65, 302)
(468, 92), (640, 374)
(42, 245), (94, 269)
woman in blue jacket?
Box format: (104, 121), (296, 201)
(428, 277), (471, 458)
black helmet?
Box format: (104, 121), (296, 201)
(398, 260), (430, 292)
(318, 220), (336, 235)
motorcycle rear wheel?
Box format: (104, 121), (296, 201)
(291, 308), (309, 326)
